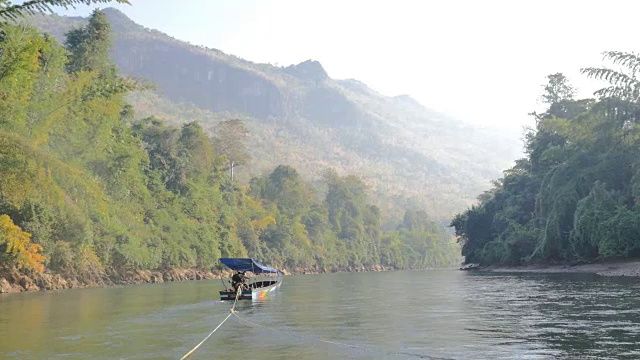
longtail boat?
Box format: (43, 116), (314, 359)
(218, 258), (283, 301)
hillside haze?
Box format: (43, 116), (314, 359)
(28, 8), (520, 220)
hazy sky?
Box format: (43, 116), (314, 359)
(55, 0), (638, 131)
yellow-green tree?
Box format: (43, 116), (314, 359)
(0, 214), (45, 272)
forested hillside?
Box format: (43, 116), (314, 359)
(452, 65), (640, 266)
(25, 8), (520, 221)
(0, 8), (460, 290)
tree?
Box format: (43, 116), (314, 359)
(132, 117), (184, 191)
(541, 73), (575, 105)
(65, 9), (113, 73)
(582, 51), (640, 101)
(533, 73), (586, 121)
(212, 119), (251, 180)
(265, 165), (313, 217)
(0, 214), (45, 272)
(581, 51), (640, 138)
(453, 50), (640, 267)
(178, 121), (216, 180)
(0, 25), (48, 132)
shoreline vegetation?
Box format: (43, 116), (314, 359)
(7, 257), (640, 294)
(0, 6), (461, 295)
(0, 265), (392, 294)
(451, 59), (640, 269)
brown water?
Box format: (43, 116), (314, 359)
(2, 270), (640, 359)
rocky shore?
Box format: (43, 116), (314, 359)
(287, 264), (388, 275)
(0, 268), (226, 294)
(480, 259), (640, 277)
(0, 264), (392, 294)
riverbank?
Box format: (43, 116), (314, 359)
(0, 268), (226, 294)
(0, 264), (391, 294)
(480, 259), (640, 277)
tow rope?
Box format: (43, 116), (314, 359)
(179, 287), (242, 360)
(179, 286), (452, 360)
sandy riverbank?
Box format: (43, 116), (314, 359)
(481, 259), (640, 277)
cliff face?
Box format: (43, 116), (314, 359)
(27, 9), (521, 219)
(114, 36), (289, 119)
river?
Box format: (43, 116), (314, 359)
(1, 270), (640, 359)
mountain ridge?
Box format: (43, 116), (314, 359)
(25, 8), (520, 221)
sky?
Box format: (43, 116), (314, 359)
(53, 0), (639, 132)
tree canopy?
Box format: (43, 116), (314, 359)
(452, 54), (640, 266)
(0, 10), (459, 280)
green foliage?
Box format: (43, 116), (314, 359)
(248, 167), (459, 271)
(0, 24), (48, 132)
(0, 214), (46, 272)
(570, 182), (618, 259)
(0, 11), (460, 281)
(212, 119), (251, 179)
(0, 0), (129, 21)
(453, 65), (640, 266)
(582, 51), (640, 101)
(65, 9), (112, 73)
(541, 73), (575, 105)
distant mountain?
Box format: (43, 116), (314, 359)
(26, 8), (521, 221)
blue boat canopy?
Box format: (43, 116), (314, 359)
(219, 258), (279, 274)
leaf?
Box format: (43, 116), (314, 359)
(0, 0), (130, 21)
(0, 214), (45, 272)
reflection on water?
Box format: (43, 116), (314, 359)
(1, 271), (640, 359)
(461, 272), (640, 359)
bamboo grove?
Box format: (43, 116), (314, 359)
(0, 9), (460, 281)
(452, 57), (640, 265)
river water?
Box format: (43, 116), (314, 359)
(1, 270), (640, 359)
